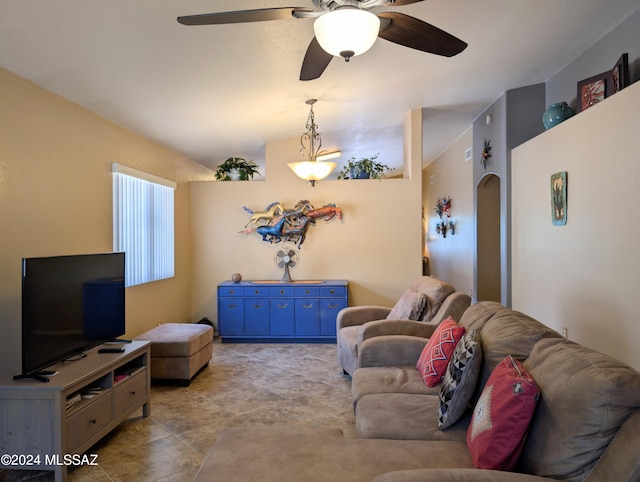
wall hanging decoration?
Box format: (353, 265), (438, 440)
(551, 171), (567, 226)
(240, 200), (342, 248)
(434, 196), (455, 238)
(480, 139), (492, 170)
(214, 157), (261, 181)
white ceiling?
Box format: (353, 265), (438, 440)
(1, 0), (638, 176)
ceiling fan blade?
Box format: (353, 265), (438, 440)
(380, 0), (426, 6)
(377, 12), (467, 57)
(300, 37), (334, 81)
(177, 7), (314, 26)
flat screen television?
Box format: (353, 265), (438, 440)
(19, 252), (126, 379)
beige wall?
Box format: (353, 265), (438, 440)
(422, 127), (474, 297)
(0, 67), (213, 378)
(191, 112), (424, 329)
(512, 81), (640, 370)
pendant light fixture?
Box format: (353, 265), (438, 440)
(313, 5), (380, 62)
(288, 99), (339, 187)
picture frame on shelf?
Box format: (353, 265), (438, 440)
(576, 71), (613, 112)
(611, 53), (629, 93)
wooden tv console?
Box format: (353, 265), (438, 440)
(0, 341), (150, 481)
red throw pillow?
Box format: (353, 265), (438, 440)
(467, 355), (540, 470)
(416, 317), (466, 387)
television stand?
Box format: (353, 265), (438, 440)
(0, 341), (150, 482)
(12, 372), (53, 383)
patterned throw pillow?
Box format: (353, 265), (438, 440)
(467, 355), (540, 470)
(416, 317), (466, 387)
(438, 329), (483, 430)
(387, 289), (428, 320)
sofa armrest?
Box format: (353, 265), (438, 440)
(359, 335), (429, 368)
(336, 305), (392, 330)
(372, 468), (550, 482)
(359, 319), (437, 343)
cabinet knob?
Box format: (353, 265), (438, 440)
(130, 391), (136, 396)
(277, 303), (288, 309)
(328, 303), (338, 309)
(90, 419), (97, 424)
(303, 303), (313, 309)
(305, 290), (310, 294)
(229, 290), (235, 294)
(280, 290), (284, 294)
(330, 290), (335, 294)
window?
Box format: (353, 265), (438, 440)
(112, 163), (176, 287)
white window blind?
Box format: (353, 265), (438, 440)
(112, 163), (176, 287)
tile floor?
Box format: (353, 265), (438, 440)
(0, 340), (355, 482)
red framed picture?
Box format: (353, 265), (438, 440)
(576, 71), (614, 112)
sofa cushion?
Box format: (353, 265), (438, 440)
(467, 355), (539, 471)
(195, 425), (474, 482)
(410, 277), (455, 321)
(387, 289), (428, 320)
(518, 338), (640, 481)
(439, 329), (482, 430)
(416, 317), (466, 387)
(356, 393), (470, 442)
(352, 366), (438, 408)
(472, 308), (561, 404)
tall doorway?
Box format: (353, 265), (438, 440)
(476, 174), (501, 302)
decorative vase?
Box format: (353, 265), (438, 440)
(542, 102), (575, 130)
(231, 273), (242, 283)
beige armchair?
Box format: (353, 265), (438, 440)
(336, 276), (471, 376)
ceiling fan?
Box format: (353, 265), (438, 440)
(177, 0), (467, 81)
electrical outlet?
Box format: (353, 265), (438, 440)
(562, 327), (568, 339)
(465, 148), (472, 162)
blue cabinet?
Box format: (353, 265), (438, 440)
(217, 280), (348, 343)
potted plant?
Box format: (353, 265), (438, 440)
(214, 157), (261, 181)
(337, 154), (391, 180)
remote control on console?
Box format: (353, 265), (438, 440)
(98, 347), (125, 353)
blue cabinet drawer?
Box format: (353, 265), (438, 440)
(245, 286), (269, 297)
(219, 286), (244, 297)
(295, 287), (319, 297)
(321, 286), (346, 298)
(270, 286), (295, 297)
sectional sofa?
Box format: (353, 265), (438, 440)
(195, 302), (640, 481)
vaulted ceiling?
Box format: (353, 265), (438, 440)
(1, 0), (638, 176)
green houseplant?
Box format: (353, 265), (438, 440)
(337, 154), (391, 180)
(214, 157), (261, 181)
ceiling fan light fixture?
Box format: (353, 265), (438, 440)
(314, 8), (380, 61)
